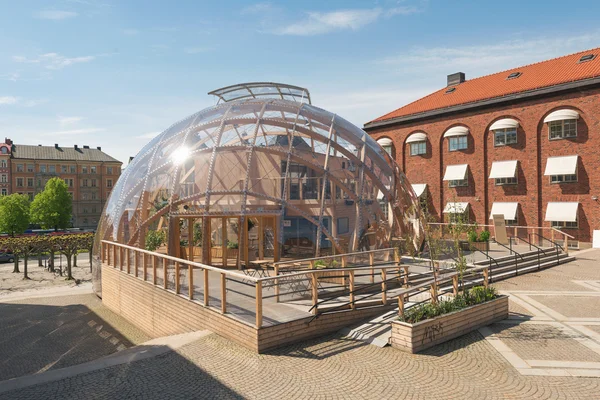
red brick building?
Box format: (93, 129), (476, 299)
(364, 48), (600, 248)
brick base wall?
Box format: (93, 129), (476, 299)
(102, 266), (390, 353)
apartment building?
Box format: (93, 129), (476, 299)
(6, 139), (122, 229)
(364, 48), (600, 248)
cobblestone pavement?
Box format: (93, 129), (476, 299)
(2, 251), (600, 399)
(0, 293), (150, 381)
(3, 332), (600, 400)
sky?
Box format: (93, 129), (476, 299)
(2, 0), (600, 165)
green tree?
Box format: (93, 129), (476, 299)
(30, 178), (72, 231)
(145, 230), (166, 251)
(50, 234), (93, 280)
(0, 194), (30, 237)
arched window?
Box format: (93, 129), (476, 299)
(406, 132), (427, 156)
(443, 126), (469, 151)
(0, 147), (7, 154)
(490, 118), (519, 146)
(376, 137), (394, 157)
(544, 109), (579, 140)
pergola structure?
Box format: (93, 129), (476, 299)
(95, 83), (422, 269)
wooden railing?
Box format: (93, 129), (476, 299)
(101, 240), (491, 329)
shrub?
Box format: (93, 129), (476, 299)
(478, 230), (491, 242)
(145, 230), (166, 251)
(227, 241), (239, 249)
(400, 286), (497, 324)
(467, 230), (478, 243)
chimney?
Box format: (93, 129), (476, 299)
(129, 156), (135, 163)
(447, 72), (466, 87)
(96, 146), (102, 150)
(4, 138), (12, 146)
(83, 145), (90, 149)
(54, 143), (59, 149)
(74, 144), (78, 150)
(38, 144), (42, 146)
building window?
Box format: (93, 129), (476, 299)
(410, 141), (427, 156)
(82, 179), (88, 187)
(83, 208), (88, 214)
(495, 177), (517, 185)
(551, 220), (578, 228)
(82, 166), (88, 174)
(1, 189), (6, 196)
(0, 147), (6, 154)
(447, 212), (467, 224)
(505, 219), (517, 226)
(16, 164), (24, 172)
(91, 192), (97, 200)
(549, 119), (577, 140)
(40, 165), (46, 173)
(91, 179), (97, 187)
(449, 136), (468, 151)
(70, 165), (76, 174)
(27, 178), (33, 187)
(61, 165), (68, 173)
(16, 178), (23, 187)
(494, 128), (517, 146)
(550, 174), (577, 183)
(1, 160), (6, 168)
(91, 166), (97, 174)
(49, 165), (56, 173)
(27, 164), (34, 173)
(449, 179), (468, 187)
(83, 218), (88, 225)
(92, 207), (96, 213)
(337, 217), (350, 234)
(1, 175), (5, 183)
(107, 179), (113, 188)
(28, 193), (34, 201)
(107, 166), (113, 175)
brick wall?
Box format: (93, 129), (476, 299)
(368, 88), (600, 246)
(102, 265), (390, 353)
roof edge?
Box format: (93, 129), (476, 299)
(364, 76), (600, 131)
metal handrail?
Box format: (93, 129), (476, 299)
(468, 246), (501, 284)
(529, 232), (564, 252)
(272, 247), (395, 267)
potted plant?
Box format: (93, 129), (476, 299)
(391, 286), (508, 353)
(470, 230), (490, 252)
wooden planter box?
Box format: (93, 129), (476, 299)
(391, 295), (508, 353)
(469, 241), (489, 252)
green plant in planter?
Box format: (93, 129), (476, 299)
(478, 230), (490, 242)
(467, 230), (478, 243)
(227, 241), (239, 249)
(400, 286), (497, 324)
(314, 260), (326, 269)
(145, 230), (166, 251)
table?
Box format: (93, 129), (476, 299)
(248, 259), (271, 278)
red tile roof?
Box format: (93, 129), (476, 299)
(369, 47), (600, 124)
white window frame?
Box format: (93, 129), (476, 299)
(449, 135), (468, 151)
(549, 119), (577, 140)
(410, 141), (426, 156)
(550, 173), (577, 184)
(551, 220), (578, 229)
(494, 128), (517, 146)
(449, 179), (468, 187)
(495, 176), (517, 185)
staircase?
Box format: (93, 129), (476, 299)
(471, 246), (574, 283)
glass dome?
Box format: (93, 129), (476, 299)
(93, 83), (423, 292)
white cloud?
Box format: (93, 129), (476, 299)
(23, 99), (48, 107)
(58, 116), (84, 126)
(0, 96), (19, 105)
(35, 10), (78, 20)
(276, 8), (382, 36)
(377, 32), (600, 79)
(43, 128), (105, 136)
(135, 132), (161, 139)
(123, 28), (140, 35)
(13, 53), (96, 70)
(387, 6), (420, 16)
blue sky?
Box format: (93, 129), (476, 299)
(2, 0), (600, 165)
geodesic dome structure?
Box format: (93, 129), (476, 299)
(94, 83), (423, 275)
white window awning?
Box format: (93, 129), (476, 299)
(543, 109), (580, 123)
(443, 202), (469, 214)
(443, 164), (468, 181)
(489, 202), (519, 220)
(489, 160), (518, 179)
(544, 155), (578, 176)
(443, 126), (469, 138)
(411, 183), (427, 197)
(545, 202), (579, 222)
(377, 137), (393, 146)
(490, 118), (519, 131)
(406, 132), (427, 144)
